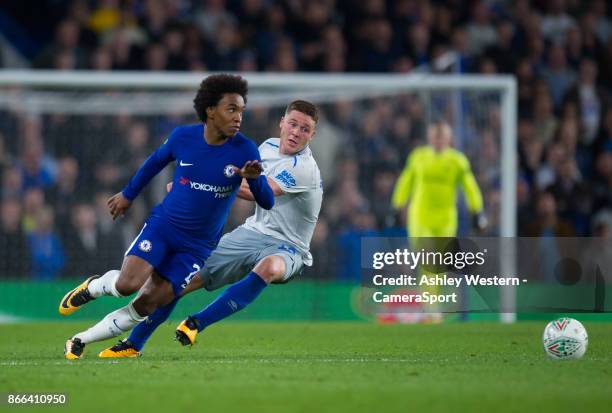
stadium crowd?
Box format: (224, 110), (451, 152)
(0, 0), (611, 281)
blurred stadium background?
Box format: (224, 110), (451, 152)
(0, 0), (611, 323)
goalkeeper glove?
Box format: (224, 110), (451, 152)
(472, 212), (488, 233)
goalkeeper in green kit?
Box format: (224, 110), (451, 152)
(391, 121), (486, 321)
(391, 121), (486, 238)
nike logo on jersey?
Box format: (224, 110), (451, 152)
(179, 161), (194, 166)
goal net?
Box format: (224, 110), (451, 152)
(0, 71), (516, 322)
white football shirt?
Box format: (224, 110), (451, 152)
(243, 138), (323, 265)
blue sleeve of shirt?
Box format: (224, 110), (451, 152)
(122, 129), (178, 201)
(247, 175), (274, 210)
(243, 140), (274, 210)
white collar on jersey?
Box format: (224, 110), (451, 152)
(268, 138), (311, 158)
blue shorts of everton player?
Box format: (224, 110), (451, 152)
(126, 213), (213, 296)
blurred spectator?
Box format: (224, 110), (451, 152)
(207, 21), (242, 71)
(466, 1), (498, 56)
(594, 107), (612, 153)
(144, 43), (168, 71)
(88, 0), (121, 35)
(1, 165), (24, 200)
(195, 0), (236, 44)
(62, 202), (119, 277)
(267, 36), (298, 72)
(405, 22), (431, 67)
(591, 0), (612, 43)
(46, 156), (80, 231)
(548, 157), (592, 234)
(33, 19), (88, 69)
(232, 0), (266, 50)
(89, 47), (113, 70)
(524, 190), (576, 237)
(27, 205), (65, 280)
(450, 26), (474, 73)
(541, 44), (577, 109)
(19, 120), (57, 190)
(292, 1), (333, 71)
(163, 26), (189, 71)
(140, 0), (174, 41)
(592, 146), (612, 212)
(370, 168), (397, 229)
(0, 133), (15, 193)
(483, 20), (517, 74)
(0, 198), (30, 278)
(564, 58), (606, 146)
(532, 92), (558, 147)
(517, 175), (534, 231)
(536, 141), (568, 190)
(22, 187), (45, 234)
(255, 3), (287, 69)
(565, 26), (584, 69)
(541, 0), (576, 44)
(93, 190), (134, 268)
(355, 19), (399, 72)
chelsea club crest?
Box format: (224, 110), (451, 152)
(224, 164), (236, 178)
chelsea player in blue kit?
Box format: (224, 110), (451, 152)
(60, 74), (274, 359)
(98, 100), (323, 358)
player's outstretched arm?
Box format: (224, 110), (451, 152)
(234, 160), (275, 210)
(234, 160), (263, 179)
(459, 159), (484, 214)
(237, 178), (283, 201)
(121, 131), (178, 202)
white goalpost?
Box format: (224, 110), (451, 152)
(0, 70), (517, 322)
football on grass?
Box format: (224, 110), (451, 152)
(543, 317), (588, 360)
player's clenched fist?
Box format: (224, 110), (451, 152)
(107, 192), (132, 220)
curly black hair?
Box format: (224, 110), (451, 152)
(193, 74), (248, 123)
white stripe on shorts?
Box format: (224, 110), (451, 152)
(124, 223), (147, 256)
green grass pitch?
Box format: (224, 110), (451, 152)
(1, 322), (611, 413)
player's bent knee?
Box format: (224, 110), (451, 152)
(115, 276), (139, 296)
(116, 257), (154, 295)
(115, 272), (147, 296)
(253, 256), (286, 284)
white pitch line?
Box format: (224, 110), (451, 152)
(0, 358), (419, 367)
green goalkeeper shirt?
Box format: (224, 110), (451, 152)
(391, 146), (483, 230)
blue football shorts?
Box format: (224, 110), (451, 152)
(125, 215), (212, 296)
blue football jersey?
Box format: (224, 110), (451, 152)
(122, 124), (260, 243)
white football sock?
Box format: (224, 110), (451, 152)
(88, 270), (122, 298)
(73, 302), (146, 344)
